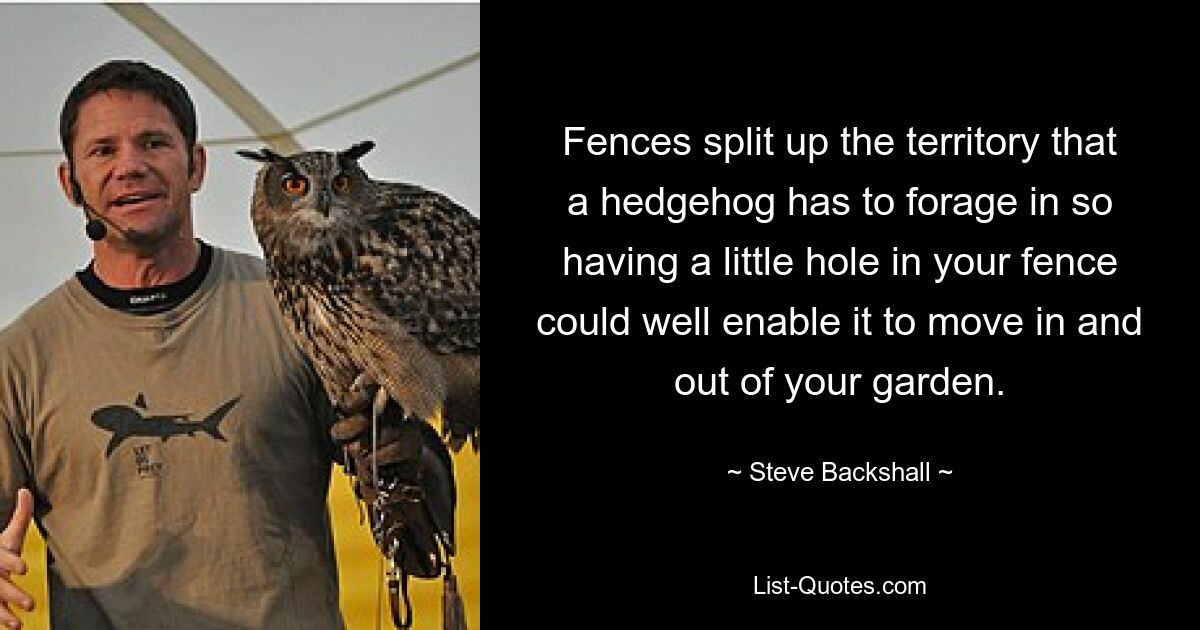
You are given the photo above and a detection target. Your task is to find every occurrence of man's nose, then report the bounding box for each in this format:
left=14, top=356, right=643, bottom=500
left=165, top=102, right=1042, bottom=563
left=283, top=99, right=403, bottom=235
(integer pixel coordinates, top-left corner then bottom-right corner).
left=113, top=147, right=149, bottom=179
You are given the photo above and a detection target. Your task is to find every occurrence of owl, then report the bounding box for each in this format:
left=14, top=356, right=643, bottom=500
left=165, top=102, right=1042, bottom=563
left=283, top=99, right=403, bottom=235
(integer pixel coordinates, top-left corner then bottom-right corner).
left=237, top=141, right=479, bottom=451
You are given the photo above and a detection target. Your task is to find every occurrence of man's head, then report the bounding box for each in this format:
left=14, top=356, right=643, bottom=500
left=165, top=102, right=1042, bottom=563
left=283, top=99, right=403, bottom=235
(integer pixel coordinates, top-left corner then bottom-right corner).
left=60, top=60, right=198, bottom=164
left=57, top=60, right=206, bottom=250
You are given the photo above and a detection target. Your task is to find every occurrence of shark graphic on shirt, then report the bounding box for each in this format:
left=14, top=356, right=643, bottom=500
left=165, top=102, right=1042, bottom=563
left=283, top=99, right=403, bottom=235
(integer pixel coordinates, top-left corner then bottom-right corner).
left=91, top=393, right=240, bottom=456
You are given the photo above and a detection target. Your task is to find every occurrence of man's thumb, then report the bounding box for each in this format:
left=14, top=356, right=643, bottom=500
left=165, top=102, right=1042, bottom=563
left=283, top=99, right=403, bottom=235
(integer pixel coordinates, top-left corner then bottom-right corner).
left=1, top=488, right=34, bottom=554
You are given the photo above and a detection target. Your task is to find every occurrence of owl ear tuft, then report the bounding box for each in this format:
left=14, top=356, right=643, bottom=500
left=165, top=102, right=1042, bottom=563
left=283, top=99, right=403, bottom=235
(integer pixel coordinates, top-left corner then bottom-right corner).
left=236, top=148, right=286, bottom=163
left=339, top=140, right=376, bottom=162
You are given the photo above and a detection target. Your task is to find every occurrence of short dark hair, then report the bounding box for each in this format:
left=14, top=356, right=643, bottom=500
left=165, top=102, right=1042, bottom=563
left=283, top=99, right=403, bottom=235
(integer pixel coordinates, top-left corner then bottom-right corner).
left=59, top=60, right=198, bottom=161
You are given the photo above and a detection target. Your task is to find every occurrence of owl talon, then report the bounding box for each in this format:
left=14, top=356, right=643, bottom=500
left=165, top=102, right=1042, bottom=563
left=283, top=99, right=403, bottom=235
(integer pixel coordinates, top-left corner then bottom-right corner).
left=335, top=373, right=377, bottom=416
left=371, top=385, right=391, bottom=424
left=336, top=391, right=370, bottom=417
left=351, top=372, right=376, bottom=393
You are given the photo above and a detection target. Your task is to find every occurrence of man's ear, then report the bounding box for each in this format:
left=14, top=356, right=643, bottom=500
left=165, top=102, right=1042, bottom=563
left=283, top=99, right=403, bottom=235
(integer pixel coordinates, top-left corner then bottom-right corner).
left=189, top=143, right=207, bottom=193
left=57, top=161, right=81, bottom=207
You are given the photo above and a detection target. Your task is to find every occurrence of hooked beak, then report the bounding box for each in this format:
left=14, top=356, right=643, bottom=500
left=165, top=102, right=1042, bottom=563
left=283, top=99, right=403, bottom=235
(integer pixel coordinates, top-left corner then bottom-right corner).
left=318, top=187, right=331, bottom=216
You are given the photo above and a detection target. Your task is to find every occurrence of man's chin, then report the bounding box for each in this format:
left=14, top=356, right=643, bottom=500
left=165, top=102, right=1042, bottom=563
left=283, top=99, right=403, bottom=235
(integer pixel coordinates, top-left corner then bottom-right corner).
left=109, top=220, right=182, bottom=252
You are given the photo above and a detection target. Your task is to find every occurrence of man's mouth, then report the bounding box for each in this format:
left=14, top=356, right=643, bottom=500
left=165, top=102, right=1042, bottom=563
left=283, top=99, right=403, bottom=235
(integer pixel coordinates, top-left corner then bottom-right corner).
left=111, top=192, right=164, bottom=208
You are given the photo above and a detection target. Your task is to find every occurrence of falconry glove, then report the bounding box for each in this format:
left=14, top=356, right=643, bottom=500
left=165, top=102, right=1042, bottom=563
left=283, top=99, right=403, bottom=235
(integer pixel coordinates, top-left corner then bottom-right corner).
left=332, top=376, right=465, bottom=630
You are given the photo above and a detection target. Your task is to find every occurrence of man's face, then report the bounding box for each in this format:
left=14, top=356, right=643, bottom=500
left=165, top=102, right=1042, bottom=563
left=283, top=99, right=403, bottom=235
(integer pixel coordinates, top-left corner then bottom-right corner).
left=58, top=89, right=205, bottom=249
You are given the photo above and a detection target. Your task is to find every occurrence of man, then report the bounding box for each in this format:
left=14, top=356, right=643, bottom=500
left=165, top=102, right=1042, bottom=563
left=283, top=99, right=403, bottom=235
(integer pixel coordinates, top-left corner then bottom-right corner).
left=0, top=61, right=345, bottom=629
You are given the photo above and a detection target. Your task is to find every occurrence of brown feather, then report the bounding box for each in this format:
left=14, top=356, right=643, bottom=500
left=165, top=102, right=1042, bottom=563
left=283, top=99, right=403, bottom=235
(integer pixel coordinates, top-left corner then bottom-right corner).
left=246, top=146, right=479, bottom=446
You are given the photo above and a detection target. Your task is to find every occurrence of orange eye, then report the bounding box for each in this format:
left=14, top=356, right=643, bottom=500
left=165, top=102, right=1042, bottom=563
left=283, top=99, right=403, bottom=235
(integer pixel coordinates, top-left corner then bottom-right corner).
left=332, top=174, right=351, bottom=193
left=282, top=173, right=309, bottom=196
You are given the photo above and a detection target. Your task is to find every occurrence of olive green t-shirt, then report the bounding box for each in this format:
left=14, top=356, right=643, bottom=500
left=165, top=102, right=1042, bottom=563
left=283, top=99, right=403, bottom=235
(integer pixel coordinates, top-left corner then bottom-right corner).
left=0, top=247, right=344, bottom=629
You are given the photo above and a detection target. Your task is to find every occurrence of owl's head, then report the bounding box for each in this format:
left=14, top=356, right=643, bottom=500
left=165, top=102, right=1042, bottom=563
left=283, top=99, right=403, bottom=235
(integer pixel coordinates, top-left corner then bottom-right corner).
left=238, top=141, right=375, bottom=253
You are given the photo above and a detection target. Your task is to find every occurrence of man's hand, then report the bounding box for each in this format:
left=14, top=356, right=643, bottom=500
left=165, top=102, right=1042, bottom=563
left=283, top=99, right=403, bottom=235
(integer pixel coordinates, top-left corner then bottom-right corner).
left=331, top=374, right=413, bottom=483
left=331, top=375, right=453, bottom=571
left=0, top=488, right=35, bottom=629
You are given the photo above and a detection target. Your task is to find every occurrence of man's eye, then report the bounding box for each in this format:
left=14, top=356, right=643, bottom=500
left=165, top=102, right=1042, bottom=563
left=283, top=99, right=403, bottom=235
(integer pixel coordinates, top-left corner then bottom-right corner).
left=145, top=138, right=169, bottom=149
left=90, top=146, right=114, bottom=157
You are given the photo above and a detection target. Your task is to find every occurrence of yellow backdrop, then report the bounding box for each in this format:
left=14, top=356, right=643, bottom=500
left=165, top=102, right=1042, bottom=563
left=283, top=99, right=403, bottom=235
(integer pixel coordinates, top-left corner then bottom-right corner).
left=15, top=452, right=479, bottom=629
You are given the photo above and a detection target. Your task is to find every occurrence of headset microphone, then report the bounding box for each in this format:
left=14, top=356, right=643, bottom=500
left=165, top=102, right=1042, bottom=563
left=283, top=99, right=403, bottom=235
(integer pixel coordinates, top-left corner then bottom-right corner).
left=72, top=178, right=109, bottom=241
left=85, top=217, right=107, bottom=241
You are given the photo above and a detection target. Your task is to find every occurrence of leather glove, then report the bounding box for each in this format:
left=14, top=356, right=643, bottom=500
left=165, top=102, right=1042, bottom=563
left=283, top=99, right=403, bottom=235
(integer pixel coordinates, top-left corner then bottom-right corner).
left=331, top=375, right=457, bottom=576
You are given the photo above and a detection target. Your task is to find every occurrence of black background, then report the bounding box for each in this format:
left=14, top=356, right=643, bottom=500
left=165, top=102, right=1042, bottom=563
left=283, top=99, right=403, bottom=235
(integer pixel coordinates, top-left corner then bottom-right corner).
left=488, top=16, right=1186, bottom=625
